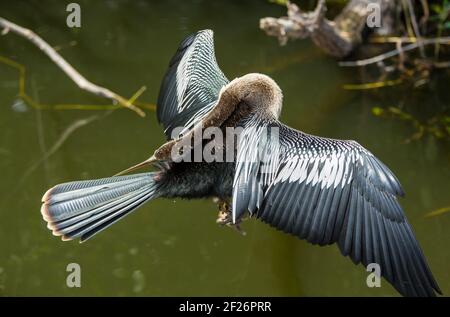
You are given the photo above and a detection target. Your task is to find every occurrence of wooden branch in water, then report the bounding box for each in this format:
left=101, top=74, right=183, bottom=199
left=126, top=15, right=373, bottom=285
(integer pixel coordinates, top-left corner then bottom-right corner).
left=0, top=17, right=145, bottom=117
left=260, top=0, right=395, bottom=58
left=339, top=37, right=450, bottom=67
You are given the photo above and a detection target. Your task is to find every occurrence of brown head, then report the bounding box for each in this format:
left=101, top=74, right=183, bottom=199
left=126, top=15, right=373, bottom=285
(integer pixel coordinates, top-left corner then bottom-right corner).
left=221, top=73, right=283, bottom=119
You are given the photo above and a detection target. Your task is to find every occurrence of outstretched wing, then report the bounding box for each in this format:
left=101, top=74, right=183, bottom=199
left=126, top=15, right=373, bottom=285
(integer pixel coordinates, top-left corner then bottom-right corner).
left=157, top=29, right=229, bottom=139
left=232, top=116, right=441, bottom=297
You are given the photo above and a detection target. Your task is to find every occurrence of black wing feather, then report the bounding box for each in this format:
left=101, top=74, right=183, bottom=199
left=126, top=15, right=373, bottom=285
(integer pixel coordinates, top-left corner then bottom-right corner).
left=232, top=117, right=441, bottom=297
left=157, top=30, right=228, bottom=139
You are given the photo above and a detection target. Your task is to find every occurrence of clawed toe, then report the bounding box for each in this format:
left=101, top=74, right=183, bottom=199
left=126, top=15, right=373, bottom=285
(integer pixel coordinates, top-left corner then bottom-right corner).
left=215, top=199, right=246, bottom=236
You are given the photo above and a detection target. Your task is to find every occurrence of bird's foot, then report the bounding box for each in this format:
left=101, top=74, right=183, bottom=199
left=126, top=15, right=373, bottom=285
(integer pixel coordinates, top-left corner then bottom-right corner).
left=215, top=199, right=246, bottom=236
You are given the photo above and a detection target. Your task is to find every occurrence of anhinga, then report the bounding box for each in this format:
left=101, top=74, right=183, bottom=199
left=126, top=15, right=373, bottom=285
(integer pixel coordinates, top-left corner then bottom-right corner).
left=40, top=30, right=441, bottom=297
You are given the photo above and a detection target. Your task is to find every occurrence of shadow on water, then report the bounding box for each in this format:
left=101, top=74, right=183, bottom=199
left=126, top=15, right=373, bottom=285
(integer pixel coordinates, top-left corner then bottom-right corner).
left=0, top=0, right=449, bottom=296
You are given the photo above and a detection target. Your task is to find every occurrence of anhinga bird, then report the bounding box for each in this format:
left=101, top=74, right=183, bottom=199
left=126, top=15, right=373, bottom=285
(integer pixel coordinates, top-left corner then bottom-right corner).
left=40, top=30, right=441, bottom=297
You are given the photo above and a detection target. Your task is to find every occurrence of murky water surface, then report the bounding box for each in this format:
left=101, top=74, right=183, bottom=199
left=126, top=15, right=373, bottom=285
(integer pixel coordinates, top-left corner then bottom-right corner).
left=0, top=0, right=449, bottom=296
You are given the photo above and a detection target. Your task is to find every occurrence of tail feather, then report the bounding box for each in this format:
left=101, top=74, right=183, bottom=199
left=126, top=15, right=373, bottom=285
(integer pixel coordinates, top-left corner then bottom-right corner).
left=42, top=173, right=154, bottom=221
left=41, top=172, right=160, bottom=242
left=48, top=186, right=149, bottom=231
left=43, top=173, right=146, bottom=198
left=75, top=190, right=155, bottom=242
left=52, top=187, right=150, bottom=236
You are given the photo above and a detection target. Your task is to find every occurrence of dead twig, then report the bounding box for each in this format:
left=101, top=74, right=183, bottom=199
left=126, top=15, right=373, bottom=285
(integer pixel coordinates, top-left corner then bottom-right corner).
left=339, top=37, right=450, bottom=67
left=425, top=206, right=450, bottom=218
left=405, top=0, right=425, bottom=58
left=369, top=36, right=419, bottom=43
left=419, top=0, right=429, bottom=31
left=0, top=17, right=145, bottom=117
left=396, top=39, right=406, bottom=71
left=18, top=111, right=113, bottom=185
left=342, top=78, right=403, bottom=90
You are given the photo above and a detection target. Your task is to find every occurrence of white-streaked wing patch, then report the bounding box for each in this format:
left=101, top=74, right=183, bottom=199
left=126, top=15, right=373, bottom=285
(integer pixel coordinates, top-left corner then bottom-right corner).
left=230, top=115, right=439, bottom=297
left=157, top=30, right=229, bottom=139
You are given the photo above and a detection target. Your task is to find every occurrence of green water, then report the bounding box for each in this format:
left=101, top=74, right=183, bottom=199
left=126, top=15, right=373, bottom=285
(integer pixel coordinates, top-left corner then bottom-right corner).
left=0, top=0, right=449, bottom=296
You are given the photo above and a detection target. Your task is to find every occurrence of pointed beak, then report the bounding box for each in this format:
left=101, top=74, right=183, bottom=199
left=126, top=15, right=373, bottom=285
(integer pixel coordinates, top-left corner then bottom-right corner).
left=114, top=155, right=157, bottom=176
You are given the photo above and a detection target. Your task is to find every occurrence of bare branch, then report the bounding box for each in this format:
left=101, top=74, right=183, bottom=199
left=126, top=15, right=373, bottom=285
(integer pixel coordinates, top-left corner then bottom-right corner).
left=0, top=17, right=145, bottom=117
left=405, top=0, right=425, bottom=57
left=18, top=111, right=113, bottom=185
left=339, top=37, right=450, bottom=67
left=419, top=0, right=429, bottom=30
left=260, top=0, right=393, bottom=58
